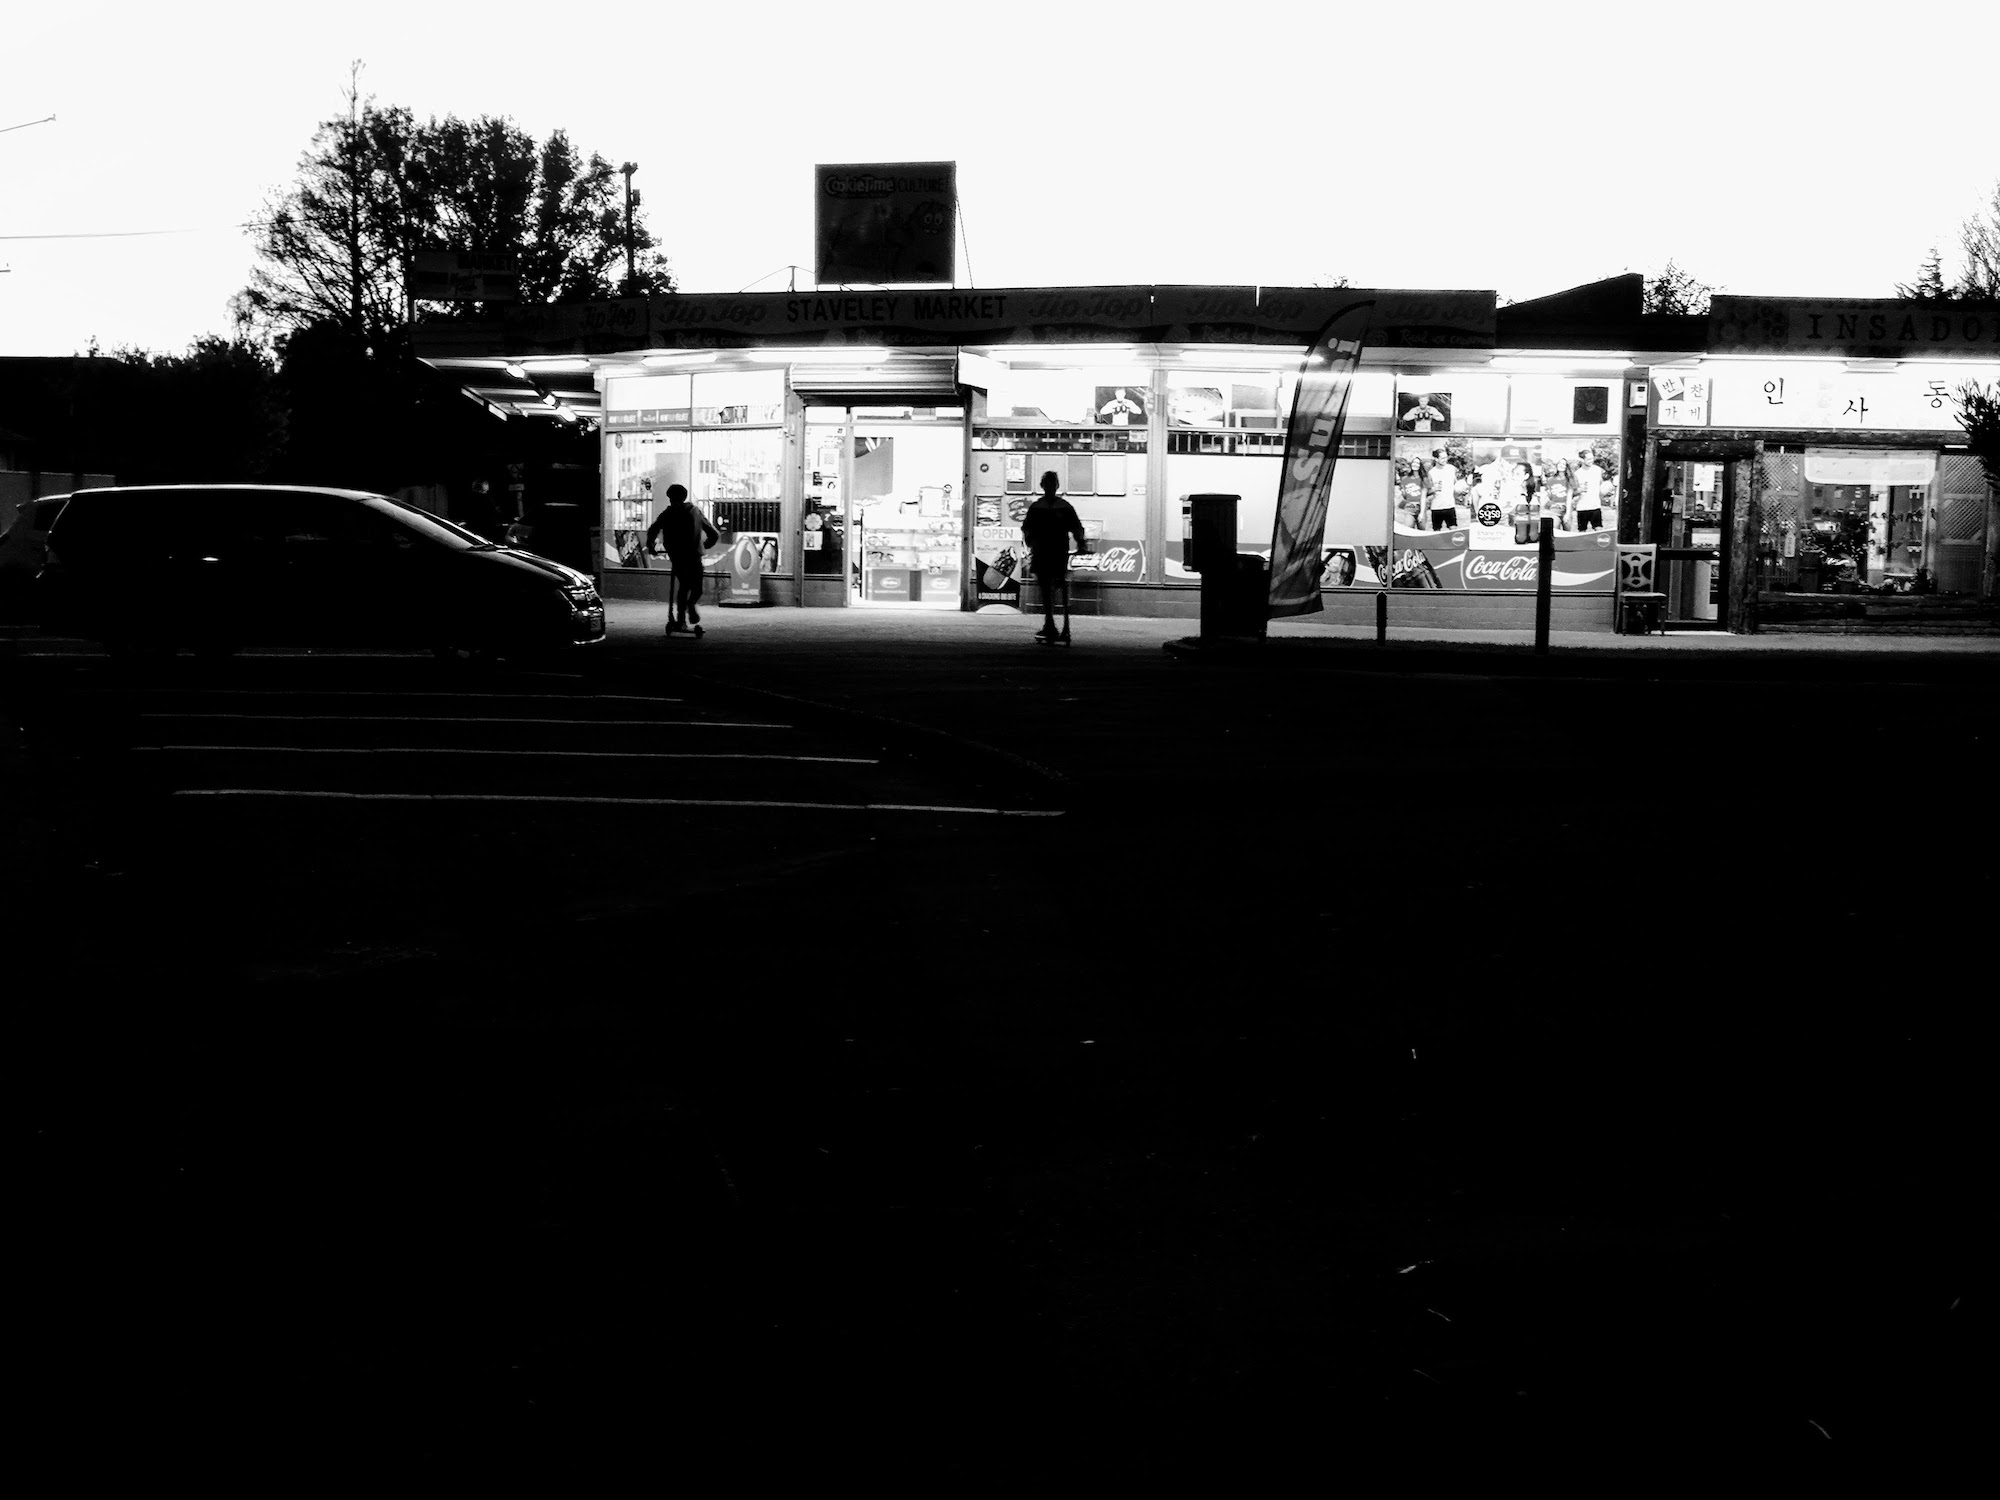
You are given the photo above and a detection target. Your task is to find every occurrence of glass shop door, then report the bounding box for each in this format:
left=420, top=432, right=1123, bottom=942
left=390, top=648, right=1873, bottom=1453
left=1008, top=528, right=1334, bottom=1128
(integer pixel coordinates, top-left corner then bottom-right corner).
left=1654, top=455, right=1734, bottom=630
left=802, top=414, right=851, bottom=604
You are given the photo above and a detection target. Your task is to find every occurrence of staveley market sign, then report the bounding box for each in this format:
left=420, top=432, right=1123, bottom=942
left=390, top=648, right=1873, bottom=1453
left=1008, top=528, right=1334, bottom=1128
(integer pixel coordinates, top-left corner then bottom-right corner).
left=487, top=285, right=1496, bottom=357
left=1708, top=295, right=2000, bottom=359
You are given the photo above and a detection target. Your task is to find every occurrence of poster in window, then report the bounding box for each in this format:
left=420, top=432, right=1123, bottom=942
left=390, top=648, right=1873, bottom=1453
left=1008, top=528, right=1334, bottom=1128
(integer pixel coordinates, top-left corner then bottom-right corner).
left=1168, top=384, right=1225, bottom=427
left=1093, top=386, right=1149, bottom=427
left=1396, top=391, right=1453, bottom=432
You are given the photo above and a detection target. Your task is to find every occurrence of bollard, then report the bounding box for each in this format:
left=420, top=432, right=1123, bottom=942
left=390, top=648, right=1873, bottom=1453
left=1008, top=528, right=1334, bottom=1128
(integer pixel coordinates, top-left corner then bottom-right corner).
left=1375, top=589, right=1387, bottom=643
left=1534, top=517, right=1554, bottom=656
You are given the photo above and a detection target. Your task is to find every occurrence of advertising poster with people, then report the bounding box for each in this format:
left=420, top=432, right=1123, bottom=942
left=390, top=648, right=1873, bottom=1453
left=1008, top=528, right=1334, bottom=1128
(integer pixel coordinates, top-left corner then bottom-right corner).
left=1388, top=435, right=1619, bottom=588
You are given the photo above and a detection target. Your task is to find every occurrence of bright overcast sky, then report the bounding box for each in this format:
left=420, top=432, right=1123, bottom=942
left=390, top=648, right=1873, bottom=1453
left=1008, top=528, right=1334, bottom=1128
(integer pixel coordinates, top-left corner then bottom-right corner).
left=4, top=0, right=1997, bottom=356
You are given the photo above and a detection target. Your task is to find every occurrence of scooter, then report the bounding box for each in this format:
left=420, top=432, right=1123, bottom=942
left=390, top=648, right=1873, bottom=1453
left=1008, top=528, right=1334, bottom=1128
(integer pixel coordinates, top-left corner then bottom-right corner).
left=663, top=571, right=704, bottom=637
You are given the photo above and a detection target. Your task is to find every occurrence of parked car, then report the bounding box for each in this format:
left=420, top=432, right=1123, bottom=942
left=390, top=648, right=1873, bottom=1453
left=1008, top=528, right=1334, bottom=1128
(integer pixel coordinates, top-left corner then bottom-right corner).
left=36, top=484, right=605, bottom=659
left=0, top=493, right=71, bottom=616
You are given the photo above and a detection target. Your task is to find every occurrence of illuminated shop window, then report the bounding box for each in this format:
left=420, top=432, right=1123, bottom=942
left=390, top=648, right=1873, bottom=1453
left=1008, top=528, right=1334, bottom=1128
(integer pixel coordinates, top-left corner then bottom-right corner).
left=691, top=369, right=784, bottom=426
left=973, top=366, right=1152, bottom=430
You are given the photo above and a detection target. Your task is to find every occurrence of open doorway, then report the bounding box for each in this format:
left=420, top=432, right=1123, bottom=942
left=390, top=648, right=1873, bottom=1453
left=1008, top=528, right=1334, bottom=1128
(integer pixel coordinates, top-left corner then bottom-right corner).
left=852, top=416, right=964, bottom=608
left=1652, top=448, right=1742, bottom=630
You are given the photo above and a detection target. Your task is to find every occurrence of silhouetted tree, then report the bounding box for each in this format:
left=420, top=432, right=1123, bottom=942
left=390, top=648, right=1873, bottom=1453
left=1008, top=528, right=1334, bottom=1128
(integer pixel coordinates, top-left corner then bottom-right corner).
left=238, top=63, right=676, bottom=351
left=1954, top=381, right=2000, bottom=490
left=1641, top=260, right=1719, bottom=316
left=1896, top=246, right=1950, bottom=301
left=1953, top=178, right=2000, bottom=299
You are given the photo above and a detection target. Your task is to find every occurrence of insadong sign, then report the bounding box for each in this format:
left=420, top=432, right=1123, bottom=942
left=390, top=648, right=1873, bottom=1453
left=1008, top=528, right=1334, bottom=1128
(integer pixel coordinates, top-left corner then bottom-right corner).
left=1709, top=295, right=2000, bottom=358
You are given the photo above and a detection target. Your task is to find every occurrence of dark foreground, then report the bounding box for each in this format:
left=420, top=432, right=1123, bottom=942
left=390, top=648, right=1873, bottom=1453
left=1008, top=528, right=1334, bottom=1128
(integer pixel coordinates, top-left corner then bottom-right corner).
left=8, top=619, right=1991, bottom=1476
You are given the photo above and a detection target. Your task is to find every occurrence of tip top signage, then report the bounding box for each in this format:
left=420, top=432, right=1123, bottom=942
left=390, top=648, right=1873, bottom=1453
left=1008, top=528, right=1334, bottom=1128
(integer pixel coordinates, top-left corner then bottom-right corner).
left=813, top=162, right=956, bottom=288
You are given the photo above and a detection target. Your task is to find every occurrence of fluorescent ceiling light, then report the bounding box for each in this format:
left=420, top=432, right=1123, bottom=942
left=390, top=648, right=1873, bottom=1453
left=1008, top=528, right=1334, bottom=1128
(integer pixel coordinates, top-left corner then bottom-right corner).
left=1843, top=358, right=1899, bottom=373
left=998, top=345, right=1144, bottom=361
left=642, top=351, right=717, bottom=367
left=1176, top=349, right=1294, bottom=366
left=504, top=363, right=528, bottom=380
left=522, top=358, right=594, bottom=373
left=744, top=347, right=900, bottom=363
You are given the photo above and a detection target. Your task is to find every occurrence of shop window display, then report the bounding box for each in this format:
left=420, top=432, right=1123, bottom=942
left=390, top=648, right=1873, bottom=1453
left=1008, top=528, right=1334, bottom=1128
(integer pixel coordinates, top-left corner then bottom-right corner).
left=604, top=429, right=692, bottom=569
left=973, top=366, right=1152, bottom=428
left=969, top=367, right=1150, bottom=593
left=692, top=427, right=785, bottom=570
left=691, top=369, right=784, bottom=426
left=602, top=370, right=784, bottom=574
left=1391, top=372, right=1507, bottom=436
left=1162, top=367, right=1394, bottom=586
left=1384, top=433, right=1622, bottom=591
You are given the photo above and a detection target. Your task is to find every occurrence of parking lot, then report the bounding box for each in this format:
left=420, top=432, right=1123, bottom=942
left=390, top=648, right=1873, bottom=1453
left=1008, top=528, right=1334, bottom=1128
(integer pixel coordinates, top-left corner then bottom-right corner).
left=8, top=610, right=1994, bottom=1472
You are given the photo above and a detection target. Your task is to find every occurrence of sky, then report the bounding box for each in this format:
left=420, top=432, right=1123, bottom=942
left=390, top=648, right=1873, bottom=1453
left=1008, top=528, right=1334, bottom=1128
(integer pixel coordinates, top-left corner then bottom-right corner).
left=4, top=0, right=1997, bottom=356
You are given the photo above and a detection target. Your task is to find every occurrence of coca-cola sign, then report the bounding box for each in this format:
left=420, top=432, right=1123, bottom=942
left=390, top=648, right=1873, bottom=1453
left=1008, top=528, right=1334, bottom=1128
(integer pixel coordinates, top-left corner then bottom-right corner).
left=1391, top=531, right=1618, bottom=591
left=1065, top=542, right=1144, bottom=578
left=1463, top=553, right=1541, bottom=584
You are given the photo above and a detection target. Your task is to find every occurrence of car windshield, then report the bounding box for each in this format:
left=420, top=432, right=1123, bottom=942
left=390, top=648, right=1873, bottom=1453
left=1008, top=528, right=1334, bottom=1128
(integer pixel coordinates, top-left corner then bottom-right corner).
left=368, top=494, right=497, bottom=549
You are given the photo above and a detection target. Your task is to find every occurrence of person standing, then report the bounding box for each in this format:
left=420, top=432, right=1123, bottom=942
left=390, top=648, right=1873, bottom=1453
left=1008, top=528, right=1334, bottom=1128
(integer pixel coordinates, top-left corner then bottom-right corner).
left=1020, top=470, right=1088, bottom=640
left=1572, top=450, right=1606, bottom=531
left=1426, top=449, right=1459, bottom=530
left=646, top=484, right=720, bottom=633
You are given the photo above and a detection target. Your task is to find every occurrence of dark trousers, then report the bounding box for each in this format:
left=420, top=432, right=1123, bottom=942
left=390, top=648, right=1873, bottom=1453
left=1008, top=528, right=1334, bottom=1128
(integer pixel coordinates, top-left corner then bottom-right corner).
left=1429, top=508, right=1457, bottom=531
left=669, top=554, right=703, bottom=612
left=1032, top=556, right=1068, bottom=618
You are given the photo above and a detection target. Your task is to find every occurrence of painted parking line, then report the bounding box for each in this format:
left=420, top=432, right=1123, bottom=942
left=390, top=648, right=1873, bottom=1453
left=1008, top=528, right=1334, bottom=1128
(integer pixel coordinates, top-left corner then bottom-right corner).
left=139, top=745, right=878, bottom=764
left=139, top=713, right=789, bottom=728
left=174, top=788, right=1063, bottom=816
left=107, top=690, right=683, bottom=705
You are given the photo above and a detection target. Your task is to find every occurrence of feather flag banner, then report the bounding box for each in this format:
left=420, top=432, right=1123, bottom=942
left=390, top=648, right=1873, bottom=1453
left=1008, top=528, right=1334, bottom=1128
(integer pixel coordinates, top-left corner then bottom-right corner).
left=1268, top=299, right=1372, bottom=617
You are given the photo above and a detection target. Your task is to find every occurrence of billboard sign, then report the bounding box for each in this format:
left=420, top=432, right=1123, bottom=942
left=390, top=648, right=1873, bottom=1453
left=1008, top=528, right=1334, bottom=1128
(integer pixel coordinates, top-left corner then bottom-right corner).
left=814, top=162, right=956, bottom=286
left=408, top=250, right=521, bottom=303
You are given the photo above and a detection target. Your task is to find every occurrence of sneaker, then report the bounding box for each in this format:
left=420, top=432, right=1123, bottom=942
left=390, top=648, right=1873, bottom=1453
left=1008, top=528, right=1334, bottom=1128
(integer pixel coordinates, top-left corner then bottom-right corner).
left=687, top=605, right=701, bottom=625
left=1035, top=624, right=1056, bottom=639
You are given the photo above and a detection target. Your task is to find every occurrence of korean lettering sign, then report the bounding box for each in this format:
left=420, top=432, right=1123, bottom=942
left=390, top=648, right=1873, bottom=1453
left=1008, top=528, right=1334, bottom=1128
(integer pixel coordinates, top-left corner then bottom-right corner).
left=1704, top=362, right=1991, bottom=430
left=1653, top=373, right=1710, bottom=426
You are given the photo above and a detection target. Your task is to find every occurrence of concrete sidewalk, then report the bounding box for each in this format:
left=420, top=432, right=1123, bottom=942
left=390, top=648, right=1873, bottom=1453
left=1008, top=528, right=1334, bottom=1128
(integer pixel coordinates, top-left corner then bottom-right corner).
left=604, top=598, right=2000, bottom=661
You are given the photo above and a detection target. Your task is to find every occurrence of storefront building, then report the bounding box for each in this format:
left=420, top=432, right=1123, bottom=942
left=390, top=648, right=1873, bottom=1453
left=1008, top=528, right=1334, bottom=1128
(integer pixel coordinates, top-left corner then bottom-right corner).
left=415, top=280, right=1997, bottom=631
left=1637, top=296, right=1999, bottom=629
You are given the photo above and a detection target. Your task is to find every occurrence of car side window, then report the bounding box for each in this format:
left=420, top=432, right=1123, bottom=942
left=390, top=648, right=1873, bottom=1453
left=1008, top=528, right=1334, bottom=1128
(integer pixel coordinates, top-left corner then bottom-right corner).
left=281, top=497, right=351, bottom=546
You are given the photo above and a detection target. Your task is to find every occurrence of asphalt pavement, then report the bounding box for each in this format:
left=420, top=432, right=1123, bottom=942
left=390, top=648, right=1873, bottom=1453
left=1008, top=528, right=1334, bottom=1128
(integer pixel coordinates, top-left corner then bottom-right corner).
left=8, top=608, right=1993, bottom=1477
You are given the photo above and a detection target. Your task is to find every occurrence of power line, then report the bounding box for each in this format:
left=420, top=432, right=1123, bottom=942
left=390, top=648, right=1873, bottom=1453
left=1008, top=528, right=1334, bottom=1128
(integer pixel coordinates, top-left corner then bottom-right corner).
left=738, top=263, right=802, bottom=293
left=0, top=221, right=274, bottom=242
left=0, top=228, right=203, bottom=241
left=957, top=192, right=975, bottom=289
left=1, top=114, right=56, bottom=135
